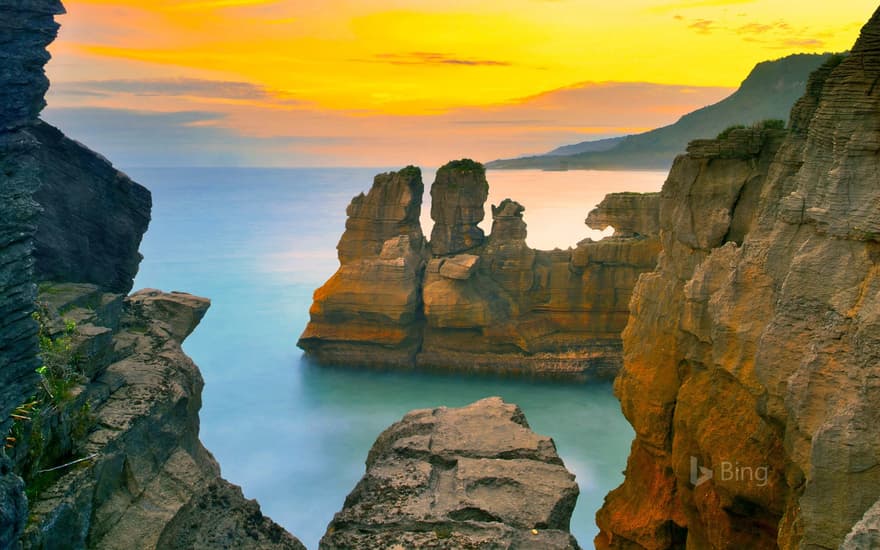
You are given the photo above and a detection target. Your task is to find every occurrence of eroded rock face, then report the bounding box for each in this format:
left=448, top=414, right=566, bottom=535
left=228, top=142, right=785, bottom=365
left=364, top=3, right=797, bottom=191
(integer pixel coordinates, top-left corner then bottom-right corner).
left=300, top=161, right=661, bottom=379
left=298, top=167, right=428, bottom=368
left=585, top=193, right=660, bottom=238
left=158, top=479, right=306, bottom=550
left=321, top=397, right=581, bottom=549
left=0, top=0, right=65, bottom=452
left=597, top=9, right=880, bottom=549
left=430, top=159, right=489, bottom=256
left=10, top=285, right=304, bottom=550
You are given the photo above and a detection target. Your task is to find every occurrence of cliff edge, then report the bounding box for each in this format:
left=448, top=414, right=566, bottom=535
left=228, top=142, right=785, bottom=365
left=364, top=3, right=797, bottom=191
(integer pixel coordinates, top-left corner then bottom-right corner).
left=597, top=8, right=880, bottom=549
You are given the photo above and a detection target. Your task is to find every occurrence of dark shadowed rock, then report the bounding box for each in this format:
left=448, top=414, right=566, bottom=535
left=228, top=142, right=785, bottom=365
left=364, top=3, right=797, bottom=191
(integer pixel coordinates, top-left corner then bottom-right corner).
left=30, top=121, right=151, bottom=294
left=158, top=479, right=306, bottom=550
left=321, top=397, right=581, bottom=549
left=429, top=159, right=489, bottom=256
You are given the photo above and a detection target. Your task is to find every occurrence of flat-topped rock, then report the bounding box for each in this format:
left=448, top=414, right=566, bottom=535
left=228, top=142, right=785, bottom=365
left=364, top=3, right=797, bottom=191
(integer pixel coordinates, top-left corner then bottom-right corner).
left=321, top=397, right=581, bottom=549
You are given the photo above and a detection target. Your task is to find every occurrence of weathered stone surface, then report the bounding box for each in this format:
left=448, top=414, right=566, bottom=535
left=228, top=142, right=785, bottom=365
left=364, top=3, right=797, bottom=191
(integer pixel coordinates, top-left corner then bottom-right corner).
left=842, top=498, right=880, bottom=550
left=438, top=254, right=480, bottom=280
left=9, top=286, right=303, bottom=550
left=597, top=10, right=880, bottom=549
left=0, top=3, right=66, bottom=531
left=586, top=192, right=660, bottom=237
left=337, top=166, right=423, bottom=264
left=0, top=456, right=26, bottom=549
left=158, top=479, right=306, bottom=550
left=321, top=397, right=581, bottom=549
left=299, top=167, right=428, bottom=368
left=429, top=159, right=489, bottom=256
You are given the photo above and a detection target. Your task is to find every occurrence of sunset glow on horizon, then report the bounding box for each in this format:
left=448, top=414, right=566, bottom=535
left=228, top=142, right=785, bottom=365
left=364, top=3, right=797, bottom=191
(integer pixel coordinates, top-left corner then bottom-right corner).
left=43, top=0, right=877, bottom=166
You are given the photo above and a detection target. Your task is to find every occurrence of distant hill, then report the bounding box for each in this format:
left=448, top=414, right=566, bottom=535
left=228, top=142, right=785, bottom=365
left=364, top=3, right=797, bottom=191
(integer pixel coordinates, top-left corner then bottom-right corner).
left=544, top=136, right=625, bottom=156
left=487, top=53, right=833, bottom=171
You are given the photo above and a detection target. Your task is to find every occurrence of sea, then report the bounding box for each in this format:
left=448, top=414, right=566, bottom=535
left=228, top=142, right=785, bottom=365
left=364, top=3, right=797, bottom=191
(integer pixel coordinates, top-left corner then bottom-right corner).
left=129, top=166, right=667, bottom=549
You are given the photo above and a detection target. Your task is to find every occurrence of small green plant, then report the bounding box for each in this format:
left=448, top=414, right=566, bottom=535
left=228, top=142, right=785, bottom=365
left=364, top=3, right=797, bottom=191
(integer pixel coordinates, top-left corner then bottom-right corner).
left=32, top=305, right=83, bottom=404
left=756, top=119, right=786, bottom=130
left=716, top=124, right=746, bottom=140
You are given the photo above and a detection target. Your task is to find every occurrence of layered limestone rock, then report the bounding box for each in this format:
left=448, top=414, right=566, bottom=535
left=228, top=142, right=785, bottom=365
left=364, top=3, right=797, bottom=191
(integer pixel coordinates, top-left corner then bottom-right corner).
left=597, top=10, right=880, bottom=549
left=300, top=161, right=661, bottom=379
left=321, top=397, right=581, bottom=549
left=9, top=285, right=304, bottom=549
left=429, top=159, right=488, bottom=256
left=585, top=192, right=660, bottom=238
left=298, top=167, right=427, bottom=368
left=0, top=0, right=65, bottom=449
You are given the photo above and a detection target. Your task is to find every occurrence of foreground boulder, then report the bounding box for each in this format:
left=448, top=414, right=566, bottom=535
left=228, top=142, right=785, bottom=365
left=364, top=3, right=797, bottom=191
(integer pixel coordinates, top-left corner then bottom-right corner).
left=299, top=161, right=660, bottom=380
left=321, top=397, right=580, bottom=549
left=597, top=8, right=880, bottom=549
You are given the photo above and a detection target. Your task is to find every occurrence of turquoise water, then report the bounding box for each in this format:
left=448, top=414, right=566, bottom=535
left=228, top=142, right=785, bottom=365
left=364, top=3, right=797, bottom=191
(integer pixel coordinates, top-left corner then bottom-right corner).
left=131, top=167, right=665, bottom=549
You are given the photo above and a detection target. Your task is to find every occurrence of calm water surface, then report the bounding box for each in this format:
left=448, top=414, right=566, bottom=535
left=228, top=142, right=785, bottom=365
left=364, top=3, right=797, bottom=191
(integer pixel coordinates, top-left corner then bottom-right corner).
left=130, top=167, right=665, bottom=549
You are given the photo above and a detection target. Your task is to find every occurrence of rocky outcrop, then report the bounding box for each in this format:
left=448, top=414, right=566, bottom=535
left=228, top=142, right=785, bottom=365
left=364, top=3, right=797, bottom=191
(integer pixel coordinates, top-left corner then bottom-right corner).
left=158, top=479, right=306, bottom=550
left=0, top=0, right=65, bottom=452
left=299, top=161, right=661, bottom=379
left=321, top=397, right=581, bottom=549
left=585, top=193, right=660, bottom=238
left=429, top=159, right=489, bottom=256
left=1, top=2, right=66, bottom=542
left=7, top=285, right=305, bottom=549
left=298, top=167, right=428, bottom=368
left=597, top=9, right=880, bottom=549
left=31, top=121, right=151, bottom=294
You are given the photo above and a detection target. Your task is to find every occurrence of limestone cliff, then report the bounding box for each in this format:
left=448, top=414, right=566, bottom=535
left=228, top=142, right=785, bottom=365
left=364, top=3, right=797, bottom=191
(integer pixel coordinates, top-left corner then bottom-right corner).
left=321, top=397, right=581, bottom=549
left=299, top=161, right=660, bottom=379
left=597, top=9, right=880, bottom=549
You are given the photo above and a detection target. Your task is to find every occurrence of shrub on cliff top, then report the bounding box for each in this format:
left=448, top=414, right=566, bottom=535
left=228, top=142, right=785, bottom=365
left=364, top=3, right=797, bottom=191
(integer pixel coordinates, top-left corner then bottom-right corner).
left=443, top=158, right=484, bottom=173
left=716, top=124, right=747, bottom=139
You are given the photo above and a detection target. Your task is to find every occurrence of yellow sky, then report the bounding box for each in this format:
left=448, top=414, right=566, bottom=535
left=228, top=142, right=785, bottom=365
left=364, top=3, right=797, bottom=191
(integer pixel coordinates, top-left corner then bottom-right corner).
left=43, top=0, right=877, bottom=165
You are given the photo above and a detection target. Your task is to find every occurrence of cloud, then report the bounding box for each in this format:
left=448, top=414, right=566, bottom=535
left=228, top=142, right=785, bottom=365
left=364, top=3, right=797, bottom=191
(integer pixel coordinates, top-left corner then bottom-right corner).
left=688, top=19, right=717, bottom=34
left=676, top=15, right=826, bottom=50
left=650, top=0, right=756, bottom=12
left=369, top=52, right=511, bottom=67
left=735, top=21, right=791, bottom=35
left=51, top=78, right=274, bottom=101
left=40, top=107, right=343, bottom=167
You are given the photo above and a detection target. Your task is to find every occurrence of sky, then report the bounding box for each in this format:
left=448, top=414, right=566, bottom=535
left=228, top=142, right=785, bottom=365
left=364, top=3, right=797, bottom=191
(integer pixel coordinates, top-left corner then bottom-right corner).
left=43, top=0, right=877, bottom=167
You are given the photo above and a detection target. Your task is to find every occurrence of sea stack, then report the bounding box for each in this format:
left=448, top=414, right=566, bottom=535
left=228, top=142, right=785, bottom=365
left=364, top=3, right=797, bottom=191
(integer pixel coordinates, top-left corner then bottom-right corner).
left=299, top=159, right=661, bottom=379
left=298, top=166, right=428, bottom=368
left=429, top=159, right=489, bottom=256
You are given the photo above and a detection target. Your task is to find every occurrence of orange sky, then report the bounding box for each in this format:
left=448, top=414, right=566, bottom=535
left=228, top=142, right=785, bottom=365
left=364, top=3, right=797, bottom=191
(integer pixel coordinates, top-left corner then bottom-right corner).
left=42, top=0, right=877, bottom=166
